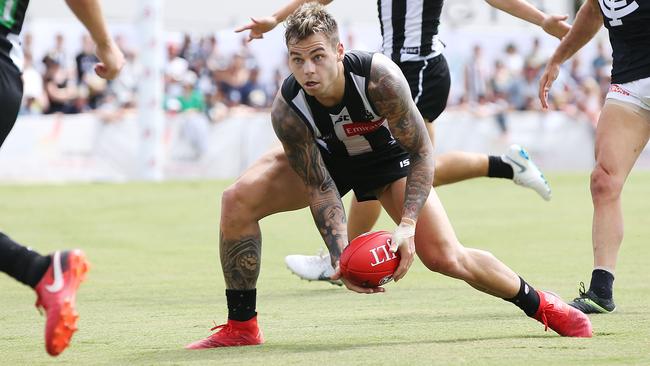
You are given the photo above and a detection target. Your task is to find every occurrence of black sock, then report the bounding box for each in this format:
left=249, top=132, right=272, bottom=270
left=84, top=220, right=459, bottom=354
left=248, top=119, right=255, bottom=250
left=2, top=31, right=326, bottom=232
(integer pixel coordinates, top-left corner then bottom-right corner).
left=0, top=232, right=51, bottom=288
left=505, top=277, right=540, bottom=317
left=589, top=269, right=614, bottom=299
left=487, top=155, right=514, bottom=179
left=226, top=289, right=257, bottom=321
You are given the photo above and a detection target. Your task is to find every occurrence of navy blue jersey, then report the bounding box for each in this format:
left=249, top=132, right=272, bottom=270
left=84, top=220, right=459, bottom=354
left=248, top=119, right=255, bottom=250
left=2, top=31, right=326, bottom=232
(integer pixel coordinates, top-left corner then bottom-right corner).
left=598, top=0, right=650, bottom=83
left=281, top=50, right=404, bottom=160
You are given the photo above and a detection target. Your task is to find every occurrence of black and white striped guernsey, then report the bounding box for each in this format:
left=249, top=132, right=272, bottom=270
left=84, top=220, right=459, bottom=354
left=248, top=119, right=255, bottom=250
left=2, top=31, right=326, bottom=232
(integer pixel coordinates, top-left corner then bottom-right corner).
left=280, top=50, right=402, bottom=160
left=377, top=0, right=444, bottom=63
left=0, top=0, right=30, bottom=71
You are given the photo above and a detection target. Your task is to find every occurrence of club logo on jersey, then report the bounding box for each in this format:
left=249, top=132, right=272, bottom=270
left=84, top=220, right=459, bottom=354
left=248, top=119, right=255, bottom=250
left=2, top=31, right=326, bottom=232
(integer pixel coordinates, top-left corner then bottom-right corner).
left=342, top=119, right=386, bottom=136
left=599, top=0, right=639, bottom=26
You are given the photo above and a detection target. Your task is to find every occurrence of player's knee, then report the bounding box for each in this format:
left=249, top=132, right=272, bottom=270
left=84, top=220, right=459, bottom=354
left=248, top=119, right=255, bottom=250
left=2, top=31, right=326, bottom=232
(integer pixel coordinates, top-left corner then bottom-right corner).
left=590, top=165, right=623, bottom=203
left=419, top=246, right=464, bottom=277
left=221, top=182, right=257, bottom=228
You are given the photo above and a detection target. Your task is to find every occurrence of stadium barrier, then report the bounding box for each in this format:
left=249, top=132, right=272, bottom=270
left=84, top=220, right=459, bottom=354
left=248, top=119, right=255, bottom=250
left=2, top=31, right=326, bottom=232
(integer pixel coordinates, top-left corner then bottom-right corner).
left=1, top=110, right=648, bottom=183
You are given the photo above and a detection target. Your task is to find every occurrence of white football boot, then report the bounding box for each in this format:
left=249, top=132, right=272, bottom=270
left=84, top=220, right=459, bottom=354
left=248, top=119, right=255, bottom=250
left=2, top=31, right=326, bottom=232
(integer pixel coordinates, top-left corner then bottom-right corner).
left=284, top=249, right=342, bottom=286
left=502, top=144, right=552, bottom=201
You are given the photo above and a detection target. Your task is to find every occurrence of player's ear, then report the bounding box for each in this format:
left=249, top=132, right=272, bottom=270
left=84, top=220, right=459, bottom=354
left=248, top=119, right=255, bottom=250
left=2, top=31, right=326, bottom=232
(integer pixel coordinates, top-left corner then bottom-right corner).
left=336, top=42, right=344, bottom=61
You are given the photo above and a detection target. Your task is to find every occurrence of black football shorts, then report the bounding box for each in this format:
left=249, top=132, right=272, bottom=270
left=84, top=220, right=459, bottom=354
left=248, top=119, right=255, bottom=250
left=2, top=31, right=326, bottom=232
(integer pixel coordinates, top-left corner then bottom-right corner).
left=397, top=54, right=451, bottom=122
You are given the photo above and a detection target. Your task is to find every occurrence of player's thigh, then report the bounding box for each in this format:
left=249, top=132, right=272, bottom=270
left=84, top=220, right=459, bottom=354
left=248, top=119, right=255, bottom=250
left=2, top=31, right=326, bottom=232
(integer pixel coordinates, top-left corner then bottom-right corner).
left=377, top=178, right=461, bottom=262
left=0, top=61, right=23, bottom=147
left=595, top=100, right=650, bottom=177
left=228, top=146, right=310, bottom=219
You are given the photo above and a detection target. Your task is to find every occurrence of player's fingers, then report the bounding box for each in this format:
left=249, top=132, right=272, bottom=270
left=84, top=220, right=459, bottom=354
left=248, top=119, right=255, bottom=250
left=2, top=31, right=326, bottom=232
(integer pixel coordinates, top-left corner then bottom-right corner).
left=539, top=74, right=550, bottom=109
left=389, top=238, right=399, bottom=253
left=330, top=265, right=342, bottom=280
left=554, top=14, right=569, bottom=21
left=234, top=24, right=252, bottom=33
left=94, top=63, right=106, bottom=78
left=343, top=279, right=379, bottom=294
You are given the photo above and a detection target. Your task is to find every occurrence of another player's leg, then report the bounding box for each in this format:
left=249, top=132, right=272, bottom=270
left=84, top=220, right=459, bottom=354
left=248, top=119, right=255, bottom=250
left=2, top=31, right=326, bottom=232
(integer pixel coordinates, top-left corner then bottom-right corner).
left=429, top=124, right=551, bottom=200
left=570, top=100, right=650, bottom=314
left=186, top=147, right=311, bottom=349
left=0, top=51, right=90, bottom=356
left=285, top=192, right=375, bottom=285
left=0, top=234, right=89, bottom=356
left=378, top=178, right=591, bottom=337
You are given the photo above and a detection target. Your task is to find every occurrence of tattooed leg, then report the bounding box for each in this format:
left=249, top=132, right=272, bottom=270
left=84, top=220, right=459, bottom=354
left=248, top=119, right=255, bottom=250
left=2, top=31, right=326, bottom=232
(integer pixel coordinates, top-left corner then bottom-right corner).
left=220, top=232, right=261, bottom=290
left=218, top=146, right=311, bottom=290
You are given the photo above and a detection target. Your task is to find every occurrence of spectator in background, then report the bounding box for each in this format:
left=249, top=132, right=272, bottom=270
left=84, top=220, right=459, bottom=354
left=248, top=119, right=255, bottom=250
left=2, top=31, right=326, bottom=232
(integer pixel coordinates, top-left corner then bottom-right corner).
left=75, top=35, right=99, bottom=83
left=464, top=45, right=489, bottom=103
left=21, top=52, right=48, bottom=114
left=43, top=55, right=78, bottom=114
left=503, top=42, right=524, bottom=76
left=75, top=35, right=104, bottom=108
left=46, top=33, right=69, bottom=68
left=525, top=37, right=546, bottom=70
left=218, top=53, right=252, bottom=107
left=176, top=71, right=210, bottom=159
left=239, top=67, right=268, bottom=108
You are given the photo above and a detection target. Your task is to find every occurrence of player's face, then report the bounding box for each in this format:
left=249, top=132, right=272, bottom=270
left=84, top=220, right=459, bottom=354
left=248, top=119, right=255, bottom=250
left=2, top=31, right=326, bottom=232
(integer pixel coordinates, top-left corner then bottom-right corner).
left=287, top=33, right=344, bottom=98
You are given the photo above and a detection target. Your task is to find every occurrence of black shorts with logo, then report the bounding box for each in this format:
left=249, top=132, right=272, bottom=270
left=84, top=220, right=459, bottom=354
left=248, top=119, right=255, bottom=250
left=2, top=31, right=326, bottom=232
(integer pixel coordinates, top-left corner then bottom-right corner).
left=397, top=54, right=450, bottom=122
left=321, top=142, right=410, bottom=202
left=0, top=36, right=23, bottom=148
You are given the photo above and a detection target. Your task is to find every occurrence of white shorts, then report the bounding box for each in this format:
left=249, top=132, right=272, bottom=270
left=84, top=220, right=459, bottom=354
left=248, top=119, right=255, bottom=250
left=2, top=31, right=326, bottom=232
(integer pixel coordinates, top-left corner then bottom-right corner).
left=606, top=76, right=650, bottom=111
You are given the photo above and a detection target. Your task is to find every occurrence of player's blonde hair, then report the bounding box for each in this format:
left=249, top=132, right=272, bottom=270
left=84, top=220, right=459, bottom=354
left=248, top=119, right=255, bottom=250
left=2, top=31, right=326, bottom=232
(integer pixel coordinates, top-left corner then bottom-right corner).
left=284, top=3, right=339, bottom=48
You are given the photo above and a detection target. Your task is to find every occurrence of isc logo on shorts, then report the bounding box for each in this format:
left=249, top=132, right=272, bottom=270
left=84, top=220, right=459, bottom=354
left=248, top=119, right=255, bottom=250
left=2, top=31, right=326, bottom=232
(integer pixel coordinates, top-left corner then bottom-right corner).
left=399, top=159, right=410, bottom=168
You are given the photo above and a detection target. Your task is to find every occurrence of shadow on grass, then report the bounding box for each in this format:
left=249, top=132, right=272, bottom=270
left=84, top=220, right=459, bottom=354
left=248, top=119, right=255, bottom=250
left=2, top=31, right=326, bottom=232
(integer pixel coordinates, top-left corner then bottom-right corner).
left=120, top=333, right=555, bottom=364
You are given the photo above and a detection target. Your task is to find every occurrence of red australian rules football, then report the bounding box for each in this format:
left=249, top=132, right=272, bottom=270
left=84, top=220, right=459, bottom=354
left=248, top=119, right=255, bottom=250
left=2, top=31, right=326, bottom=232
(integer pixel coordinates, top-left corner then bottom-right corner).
left=340, top=230, right=400, bottom=287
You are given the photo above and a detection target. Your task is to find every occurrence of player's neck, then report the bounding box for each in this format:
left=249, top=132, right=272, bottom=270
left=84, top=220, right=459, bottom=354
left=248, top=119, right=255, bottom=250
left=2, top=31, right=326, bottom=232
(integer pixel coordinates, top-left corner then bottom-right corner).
left=314, top=63, right=345, bottom=107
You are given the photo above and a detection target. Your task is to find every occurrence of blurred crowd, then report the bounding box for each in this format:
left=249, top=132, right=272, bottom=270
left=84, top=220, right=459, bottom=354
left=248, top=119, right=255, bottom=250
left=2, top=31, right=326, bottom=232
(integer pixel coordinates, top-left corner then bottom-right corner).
left=19, top=32, right=282, bottom=123
left=454, top=37, right=611, bottom=133
left=19, top=33, right=611, bottom=132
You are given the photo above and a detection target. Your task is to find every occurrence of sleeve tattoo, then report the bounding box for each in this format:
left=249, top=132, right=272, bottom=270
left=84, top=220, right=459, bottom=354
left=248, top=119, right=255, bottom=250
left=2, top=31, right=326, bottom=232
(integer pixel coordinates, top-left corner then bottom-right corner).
left=367, top=53, right=435, bottom=222
left=271, top=94, right=347, bottom=264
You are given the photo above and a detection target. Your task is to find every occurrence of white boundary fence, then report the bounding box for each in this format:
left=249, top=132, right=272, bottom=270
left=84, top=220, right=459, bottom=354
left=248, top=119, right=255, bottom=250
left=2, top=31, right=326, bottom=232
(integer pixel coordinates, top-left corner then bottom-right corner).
left=0, top=110, right=648, bottom=183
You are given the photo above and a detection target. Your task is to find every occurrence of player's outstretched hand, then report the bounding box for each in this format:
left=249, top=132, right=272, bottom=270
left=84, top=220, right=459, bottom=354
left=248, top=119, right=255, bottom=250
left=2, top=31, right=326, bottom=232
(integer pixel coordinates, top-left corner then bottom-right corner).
left=541, top=14, right=571, bottom=40
left=331, top=265, right=385, bottom=294
left=235, top=16, right=279, bottom=42
left=389, top=220, right=416, bottom=282
left=538, top=61, right=561, bottom=109
left=94, top=41, right=125, bottom=80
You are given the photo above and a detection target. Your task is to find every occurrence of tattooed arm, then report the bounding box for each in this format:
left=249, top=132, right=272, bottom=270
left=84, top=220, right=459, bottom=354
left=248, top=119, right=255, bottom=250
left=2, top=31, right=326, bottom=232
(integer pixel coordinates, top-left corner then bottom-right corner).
left=367, top=53, right=434, bottom=226
left=270, top=93, right=347, bottom=267
left=367, top=53, right=434, bottom=281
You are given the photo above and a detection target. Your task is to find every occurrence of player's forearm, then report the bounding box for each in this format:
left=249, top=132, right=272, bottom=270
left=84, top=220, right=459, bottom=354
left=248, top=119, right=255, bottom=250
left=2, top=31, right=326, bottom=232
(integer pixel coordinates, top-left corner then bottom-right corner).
left=401, top=152, right=434, bottom=223
left=548, top=0, right=602, bottom=65
left=65, top=0, right=112, bottom=48
left=484, top=0, right=546, bottom=26
left=308, top=181, right=348, bottom=264
left=272, top=0, right=332, bottom=25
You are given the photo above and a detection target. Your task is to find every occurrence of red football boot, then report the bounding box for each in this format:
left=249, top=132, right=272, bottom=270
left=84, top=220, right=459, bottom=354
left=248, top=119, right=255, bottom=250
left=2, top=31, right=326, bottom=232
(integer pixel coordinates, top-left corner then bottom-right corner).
left=185, top=316, right=264, bottom=349
left=534, top=290, right=593, bottom=337
left=34, top=250, right=90, bottom=356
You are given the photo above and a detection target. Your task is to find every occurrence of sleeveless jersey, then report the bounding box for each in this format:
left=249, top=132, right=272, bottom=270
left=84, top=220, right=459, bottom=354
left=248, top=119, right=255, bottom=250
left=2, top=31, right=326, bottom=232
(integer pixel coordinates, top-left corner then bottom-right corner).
left=377, top=0, right=444, bottom=63
left=598, top=0, right=650, bottom=83
left=0, top=0, right=30, bottom=71
left=280, top=50, right=405, bottom=162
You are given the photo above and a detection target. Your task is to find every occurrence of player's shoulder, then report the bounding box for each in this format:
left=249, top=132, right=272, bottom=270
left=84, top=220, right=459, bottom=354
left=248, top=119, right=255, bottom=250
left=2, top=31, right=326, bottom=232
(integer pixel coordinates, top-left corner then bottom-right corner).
left=343, top=50, right=377, bottom=77
left=280, top=74, right=301, bottom=102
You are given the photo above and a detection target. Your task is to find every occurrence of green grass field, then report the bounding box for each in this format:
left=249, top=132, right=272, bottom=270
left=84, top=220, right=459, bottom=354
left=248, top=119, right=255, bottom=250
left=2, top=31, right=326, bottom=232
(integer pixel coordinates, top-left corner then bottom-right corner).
left=1, top=172, right=649, bottom=365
